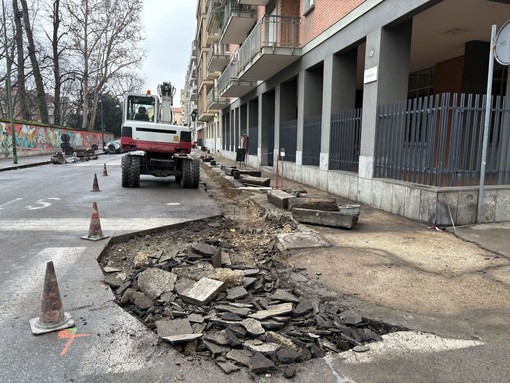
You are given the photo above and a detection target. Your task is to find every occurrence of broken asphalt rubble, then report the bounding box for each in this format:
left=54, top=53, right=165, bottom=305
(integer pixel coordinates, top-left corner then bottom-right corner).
left=102, top=219, right=387, bottom=378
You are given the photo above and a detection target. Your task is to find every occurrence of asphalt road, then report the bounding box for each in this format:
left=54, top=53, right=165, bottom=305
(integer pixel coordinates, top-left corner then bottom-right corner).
left=0, top=156, right=349, bottom=383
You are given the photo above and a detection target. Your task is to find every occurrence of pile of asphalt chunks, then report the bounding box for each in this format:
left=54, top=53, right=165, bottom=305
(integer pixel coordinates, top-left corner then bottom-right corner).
left=104, top=239, right=384, bottom=379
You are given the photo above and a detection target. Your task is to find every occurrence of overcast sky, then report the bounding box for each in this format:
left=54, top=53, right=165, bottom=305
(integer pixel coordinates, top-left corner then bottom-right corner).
left=141, top=0, right=197, bottom=106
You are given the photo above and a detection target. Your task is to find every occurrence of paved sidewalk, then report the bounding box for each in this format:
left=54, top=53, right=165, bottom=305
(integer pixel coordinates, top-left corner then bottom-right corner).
left=0, top=153, right=52, bottom=171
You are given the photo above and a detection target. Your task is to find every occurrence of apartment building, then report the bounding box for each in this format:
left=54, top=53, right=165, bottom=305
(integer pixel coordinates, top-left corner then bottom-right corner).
left=185, top=0, right=510, bottom=225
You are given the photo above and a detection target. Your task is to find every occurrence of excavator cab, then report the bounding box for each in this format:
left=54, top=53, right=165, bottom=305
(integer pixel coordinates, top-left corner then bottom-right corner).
left=124, top=93, right=160, bottom=123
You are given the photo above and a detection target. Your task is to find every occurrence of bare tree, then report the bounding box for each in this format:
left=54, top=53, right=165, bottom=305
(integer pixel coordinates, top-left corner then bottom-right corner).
left=108, top=71, right=144, bottom=98
left=19, top=0, right=49, bottom=124
left=49, top=0, right=63, bottom=125
left=64, top=0, right=144, bottom=130
left=12, top=0, right=30, bottom=120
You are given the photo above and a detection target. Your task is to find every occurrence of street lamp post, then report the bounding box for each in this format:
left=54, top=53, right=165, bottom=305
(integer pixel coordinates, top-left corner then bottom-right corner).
left=2, top=0, right=17, bottom=164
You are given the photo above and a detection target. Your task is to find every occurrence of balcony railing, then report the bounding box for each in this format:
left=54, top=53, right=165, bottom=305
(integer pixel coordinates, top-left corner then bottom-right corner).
left=239, top=0, right=270, bottom=5
left=206, top=1, right=222, bottom=32
left=206, top=86, right=228, bottom=110
left=218, top=56, right=239, bottom=95
left=220, top=0, right=255, bottom=44
left=206, top=43, right=230, bottom=72
left=237, top=15, right=300, bottom=79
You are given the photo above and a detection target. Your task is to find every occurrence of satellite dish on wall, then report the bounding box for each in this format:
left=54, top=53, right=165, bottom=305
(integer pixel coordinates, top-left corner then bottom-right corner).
left=495, top=19, right=510, bottom=65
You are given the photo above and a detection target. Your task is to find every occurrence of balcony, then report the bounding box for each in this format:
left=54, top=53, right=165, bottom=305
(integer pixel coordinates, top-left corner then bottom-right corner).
left=239, top=0, right=270, bottom=4
left=198, top=109, right=215, bottom=122
left=237, top=15, right=301, bottom=81
left=206, top=70, right=220, bottom=81
left=220, top=0, right=256, bottom=44
left=190, top=89, right=197, bottom=102
left=207, top=86, right=229, bottom=111
left=217, top=57, right=256, bottom=98
left=207, top=43, right=230, bottom=72
left=207, top=29, right=220, bottom=44
left=206, top=1, right=221, bottom=32
left=191, top=40, right=197, bottom=60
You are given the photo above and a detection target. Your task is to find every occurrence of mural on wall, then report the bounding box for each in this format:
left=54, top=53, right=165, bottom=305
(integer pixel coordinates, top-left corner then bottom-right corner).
left=0, top=121, right=114, bottom=158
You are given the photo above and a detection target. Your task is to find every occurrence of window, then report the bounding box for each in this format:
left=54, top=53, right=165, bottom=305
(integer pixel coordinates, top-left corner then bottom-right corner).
left=408, top=67, right=435, bottom=99
left=304, top=0, right=315, bottom=15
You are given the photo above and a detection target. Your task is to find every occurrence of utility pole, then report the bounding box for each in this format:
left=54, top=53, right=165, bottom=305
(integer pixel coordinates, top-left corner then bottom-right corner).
left=2, top=0, right=17, bottom=164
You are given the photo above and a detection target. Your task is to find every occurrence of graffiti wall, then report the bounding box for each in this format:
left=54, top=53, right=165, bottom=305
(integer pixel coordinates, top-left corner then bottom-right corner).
left=0, top=121, right=114, bottom=158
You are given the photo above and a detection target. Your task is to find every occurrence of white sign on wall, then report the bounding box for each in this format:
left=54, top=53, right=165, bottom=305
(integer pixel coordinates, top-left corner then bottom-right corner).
left=364, top=66, right=378, bottom=84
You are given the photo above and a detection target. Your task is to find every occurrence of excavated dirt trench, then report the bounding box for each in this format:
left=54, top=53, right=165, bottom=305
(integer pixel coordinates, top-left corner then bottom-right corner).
left=98, top=163, right=404, bottom=379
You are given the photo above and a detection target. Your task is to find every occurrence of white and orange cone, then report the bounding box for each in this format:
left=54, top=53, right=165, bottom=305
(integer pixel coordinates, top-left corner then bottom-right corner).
left=102, top=163, right=108, bottom=176
left=29, top=261, right=75, bottom=335
left=90, top=173, right=101, bottom=192
left=81, top=202, right=109, bottom=241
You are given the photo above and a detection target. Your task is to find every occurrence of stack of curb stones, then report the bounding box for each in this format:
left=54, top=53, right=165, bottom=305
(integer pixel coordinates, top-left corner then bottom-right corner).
left=103, top=234, right=387, bottom=378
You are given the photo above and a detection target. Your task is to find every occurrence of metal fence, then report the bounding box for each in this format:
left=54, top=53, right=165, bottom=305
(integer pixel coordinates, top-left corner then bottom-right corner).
left=248, top=125, right=258, bottom=155
left=279, top=119, right=297, bottom=162
left=302, top=115, right=321, bottom=166
left=375, top=93, right=510, bottom=187
left=329, top=108, right=361, bottom=172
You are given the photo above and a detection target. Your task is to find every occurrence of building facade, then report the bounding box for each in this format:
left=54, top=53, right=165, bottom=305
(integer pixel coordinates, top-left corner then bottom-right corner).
left=185, top=0, right=510, bottom=225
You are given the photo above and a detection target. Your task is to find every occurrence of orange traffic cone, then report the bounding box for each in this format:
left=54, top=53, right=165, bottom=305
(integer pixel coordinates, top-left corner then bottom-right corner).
left=29, top=261, right=75, bottom=335
left=90, top=173, right=101, bottom=192
left=81, top=202, right=109, bottom=241
left=102, top=163, right=108, bottom=176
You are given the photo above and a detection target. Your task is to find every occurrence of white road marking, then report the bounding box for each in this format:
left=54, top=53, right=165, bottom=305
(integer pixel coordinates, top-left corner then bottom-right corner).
left=0, top=217, right=188, bottom=232
left=0, top=247, right=86, bottom=325
left=339, top=331, right=484, bottom=364
left=0, top=198, right=23, bottom=209
left=324, top=354, right=354, bottom=383
left=25, top=197, right=61, bottom=210
left=165, top=202, right=181, bottom=206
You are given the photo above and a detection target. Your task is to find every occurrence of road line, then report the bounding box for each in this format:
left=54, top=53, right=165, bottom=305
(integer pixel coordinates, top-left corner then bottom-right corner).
left=0, top=217, right=190, bottom=232
left=0, top=198, right=23, bottom=209
left=339, top=331, right=484, bottom=364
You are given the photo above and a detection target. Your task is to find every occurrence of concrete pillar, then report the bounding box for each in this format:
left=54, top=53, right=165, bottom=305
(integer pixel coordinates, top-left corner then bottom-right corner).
left=359, top=19, right=412, bottom=180
left=296, top=71, right=305, bottom=165
left=462, top=41, right=490, bottom=95
left=261, top=91, right=275, bottom=166
left=257, top=94, right=263, bottom=160
left=320, top=51, right=357, bottom=171
left=274, top=84, right=281, bottom=165
left=320, top=56, right=334, bottom=171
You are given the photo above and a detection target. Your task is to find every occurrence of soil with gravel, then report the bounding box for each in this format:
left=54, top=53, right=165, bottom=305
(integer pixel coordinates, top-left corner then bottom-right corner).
left=98, top=163, right=402, bottom=378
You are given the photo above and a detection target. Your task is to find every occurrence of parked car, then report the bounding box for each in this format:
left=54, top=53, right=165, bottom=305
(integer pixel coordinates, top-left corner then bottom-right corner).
left=104, top=140, right=121, bottom=154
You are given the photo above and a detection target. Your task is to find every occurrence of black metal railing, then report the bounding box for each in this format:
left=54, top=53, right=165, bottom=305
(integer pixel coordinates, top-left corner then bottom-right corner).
left=279, top=119, right=297, bottom=162
left=302, top=115, right=321, bottom=166
left=375, top=93, right=510, bottom=187
left=329, top=108, right=361, bottom=172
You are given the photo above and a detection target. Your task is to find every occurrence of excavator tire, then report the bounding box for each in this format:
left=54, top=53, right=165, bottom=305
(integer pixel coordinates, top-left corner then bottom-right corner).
left=122, top=155, right=140, bottom=187
left=121, top=156, right=128, bottom=187
left=181, top=159, right=199, bottom=189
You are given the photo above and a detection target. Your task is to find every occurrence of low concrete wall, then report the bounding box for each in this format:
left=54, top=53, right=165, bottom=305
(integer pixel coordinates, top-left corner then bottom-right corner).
left=0, top=120, right=114, bottom=158
left=225, top=150, right=510, bottom=225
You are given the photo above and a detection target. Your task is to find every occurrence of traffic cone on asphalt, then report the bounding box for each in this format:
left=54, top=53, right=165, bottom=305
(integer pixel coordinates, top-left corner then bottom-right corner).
left=90, top=173, right=101, bottom=192
left=102, top=163, right=108, bottom=176
left=81, top=202, right=109, bottom=241
left=29, top=261, right=75, bottom=335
